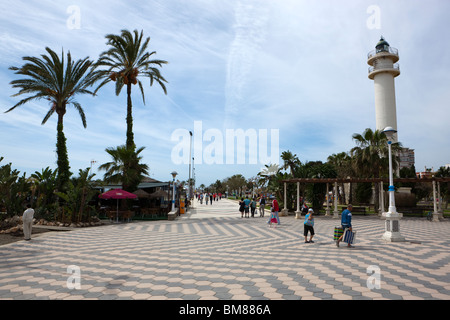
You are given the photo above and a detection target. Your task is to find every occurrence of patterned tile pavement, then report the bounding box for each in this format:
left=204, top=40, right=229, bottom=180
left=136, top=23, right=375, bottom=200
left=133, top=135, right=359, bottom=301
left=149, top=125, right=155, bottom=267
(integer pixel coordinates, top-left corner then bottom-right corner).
left=0, top=199, right=449, bottom=302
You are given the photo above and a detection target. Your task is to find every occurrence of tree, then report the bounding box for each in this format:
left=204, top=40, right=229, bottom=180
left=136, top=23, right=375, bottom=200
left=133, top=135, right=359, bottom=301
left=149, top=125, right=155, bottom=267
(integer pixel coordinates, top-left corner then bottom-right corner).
left=55, top=168, right=98, bottom=223
left=302, top=161, right=337, bottom=212
left=6, top=47, right=98, bottom=191
left=436, top=166, right=450, bottom=209
left=95, top=29, right=168, bottom=151
left=0, top=162, right=30, bottom=217
left=327, top=152, right=353, bottom=204
left=99, top=145, right=149, bottom=192
left=223, top=174, right=247, bottom=197
left=30, top=167, right=58, bottom=217
left=350, top=128, right=402, bottom=211
left=281, top=150, right=300, bottom=177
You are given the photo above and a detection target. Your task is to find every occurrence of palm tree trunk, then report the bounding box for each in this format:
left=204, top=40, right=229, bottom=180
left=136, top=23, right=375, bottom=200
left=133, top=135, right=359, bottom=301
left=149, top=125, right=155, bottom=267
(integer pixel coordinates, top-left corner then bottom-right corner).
left=126, top=82, right=135, bottom=151
left=56, top=113, right=71, bottom=191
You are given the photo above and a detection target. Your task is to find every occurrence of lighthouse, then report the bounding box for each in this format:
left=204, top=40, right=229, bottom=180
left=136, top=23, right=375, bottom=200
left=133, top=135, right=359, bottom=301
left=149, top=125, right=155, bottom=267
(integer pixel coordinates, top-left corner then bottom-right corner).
left=367, top=37, right=400, bottom=141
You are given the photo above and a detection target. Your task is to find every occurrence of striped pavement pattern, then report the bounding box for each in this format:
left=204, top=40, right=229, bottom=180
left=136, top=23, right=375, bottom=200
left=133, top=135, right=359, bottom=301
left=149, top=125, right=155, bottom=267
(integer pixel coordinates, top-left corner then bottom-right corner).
left=0, top=199, right=449, bottom=300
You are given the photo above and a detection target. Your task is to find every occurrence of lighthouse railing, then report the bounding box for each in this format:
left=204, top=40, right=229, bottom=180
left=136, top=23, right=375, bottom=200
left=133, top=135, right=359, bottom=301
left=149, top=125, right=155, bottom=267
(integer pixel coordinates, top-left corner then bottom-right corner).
left=367, top=47, right=399, bottom=60
left=368, top=63, right=400, bottom=74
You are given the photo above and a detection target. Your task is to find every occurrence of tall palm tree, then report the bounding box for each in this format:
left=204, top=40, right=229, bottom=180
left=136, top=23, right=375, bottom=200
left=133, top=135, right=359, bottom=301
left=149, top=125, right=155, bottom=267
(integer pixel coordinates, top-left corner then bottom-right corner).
left=99, top=145, right=149, bottom=192
left=94, top=29, right=168, bottom=150
left=351, top=128, right=402, bottom=211
left=6, top=47, right=98, bottom=190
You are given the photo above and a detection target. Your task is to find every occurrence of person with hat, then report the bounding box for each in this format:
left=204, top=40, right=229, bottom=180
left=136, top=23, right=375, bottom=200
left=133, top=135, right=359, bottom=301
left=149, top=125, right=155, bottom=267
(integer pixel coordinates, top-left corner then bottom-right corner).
left=304, top=208, right=315, bottom=243
left=336, top=204, right=353, bottom=247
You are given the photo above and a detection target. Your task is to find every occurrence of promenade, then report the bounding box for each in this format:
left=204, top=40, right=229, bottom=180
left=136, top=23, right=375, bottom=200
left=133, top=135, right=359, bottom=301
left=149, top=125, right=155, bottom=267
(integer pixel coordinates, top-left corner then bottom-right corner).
left=0, top=198, right=449, bottom=302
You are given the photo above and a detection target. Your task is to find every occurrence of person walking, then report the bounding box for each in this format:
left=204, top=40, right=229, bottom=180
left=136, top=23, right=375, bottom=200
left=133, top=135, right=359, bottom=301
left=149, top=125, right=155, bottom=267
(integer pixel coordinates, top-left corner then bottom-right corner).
left=22, top=204, right=34, bottom=241
left=205, top=193, right=209, bottom=205
left=210, top=194, right=213, bottom=205
left=250, top=198, right=257, bottom=217
left=259, top=196, right=266, bottom=217
left=336, top=204, right=353, bottom=247
left=243, top=196, right=251, bottom=218
left=268, top=198, right=280, bottom=226
left=304, top=208, right=315, bottom=243
left=239, top=197, right=245, bottom=218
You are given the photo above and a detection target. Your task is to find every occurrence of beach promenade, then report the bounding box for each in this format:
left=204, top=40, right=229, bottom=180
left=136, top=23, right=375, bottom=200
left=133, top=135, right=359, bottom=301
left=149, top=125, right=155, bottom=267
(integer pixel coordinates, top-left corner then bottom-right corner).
left=0, top=198, right=449, bottom=302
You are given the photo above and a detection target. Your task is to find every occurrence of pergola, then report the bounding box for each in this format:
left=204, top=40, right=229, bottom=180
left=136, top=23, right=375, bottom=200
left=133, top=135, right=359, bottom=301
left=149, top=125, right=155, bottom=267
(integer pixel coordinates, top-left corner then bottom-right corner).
left=279, top=177, right=450, bottom=220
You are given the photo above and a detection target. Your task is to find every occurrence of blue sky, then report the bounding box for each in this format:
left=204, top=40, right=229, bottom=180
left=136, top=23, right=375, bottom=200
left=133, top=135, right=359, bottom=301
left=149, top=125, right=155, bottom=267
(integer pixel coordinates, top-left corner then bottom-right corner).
left=1, top=0, right=449, bottom=187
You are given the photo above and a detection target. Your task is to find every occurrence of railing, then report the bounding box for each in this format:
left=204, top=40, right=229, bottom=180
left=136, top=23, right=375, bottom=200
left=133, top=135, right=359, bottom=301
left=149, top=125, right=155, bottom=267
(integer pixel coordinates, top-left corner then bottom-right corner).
left=368, top=47, right=399, bottom=60
left=368, top=63, right=400, bottom=74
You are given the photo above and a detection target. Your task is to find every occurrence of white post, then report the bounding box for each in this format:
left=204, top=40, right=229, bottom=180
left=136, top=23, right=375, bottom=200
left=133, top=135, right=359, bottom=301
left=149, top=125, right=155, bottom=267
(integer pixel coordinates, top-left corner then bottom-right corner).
left=281, top=182, right=289, bottom=216
left=169, top=171, right=178, bottom=220
left=432, top=180, right=440, bottom=222
left=171, top=178, right=176, bottom=212
left=382, top=138, right=405, bottom=241
left=333, top=181, right=339, bottom=219
left=295, top=182, right=301, bottom=219
left=437, top=181, right=444, bottom=220
left=325, top=183, right=330, bottom=216
left=379, top=181, right=385, bottom=216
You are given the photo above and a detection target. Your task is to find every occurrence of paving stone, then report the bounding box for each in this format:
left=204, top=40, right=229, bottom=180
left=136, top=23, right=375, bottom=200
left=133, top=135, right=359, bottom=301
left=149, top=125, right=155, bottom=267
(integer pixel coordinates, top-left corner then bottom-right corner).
left=0, top=200, right=449, bottom=301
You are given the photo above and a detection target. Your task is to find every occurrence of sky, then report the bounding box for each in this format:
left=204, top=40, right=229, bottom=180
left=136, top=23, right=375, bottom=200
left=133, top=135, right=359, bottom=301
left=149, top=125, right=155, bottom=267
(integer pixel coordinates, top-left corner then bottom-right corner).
left=0, top=0, right=449, bottom=187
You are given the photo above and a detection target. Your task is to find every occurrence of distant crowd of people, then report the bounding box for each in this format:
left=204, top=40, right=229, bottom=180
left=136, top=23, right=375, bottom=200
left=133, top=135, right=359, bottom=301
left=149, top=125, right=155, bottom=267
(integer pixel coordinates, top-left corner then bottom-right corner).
left=196, top=192, right=222, bottom=205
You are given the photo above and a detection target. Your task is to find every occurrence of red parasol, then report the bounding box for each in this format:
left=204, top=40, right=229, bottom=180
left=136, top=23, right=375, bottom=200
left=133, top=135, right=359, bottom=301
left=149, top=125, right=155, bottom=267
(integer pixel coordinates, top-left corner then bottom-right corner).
left=99, top=189, right=138, bottom=200
left=99, top=189, right=137, bottom=222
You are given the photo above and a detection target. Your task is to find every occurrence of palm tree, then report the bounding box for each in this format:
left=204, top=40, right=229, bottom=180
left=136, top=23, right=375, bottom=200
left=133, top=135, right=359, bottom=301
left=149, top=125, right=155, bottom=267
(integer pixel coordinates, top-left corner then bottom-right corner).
left=350, top=128, right=402, bottom=211
left=327, top=152, right=353, bottom=204
left=30, top=167, right=58, bottom=209
left=99, top=145, right=149, bottom=192
left=281, top=150, right=300, bottom=177
left=94, top=29, right=168, bottom=150
left=6, top=47, right=98, bottom=190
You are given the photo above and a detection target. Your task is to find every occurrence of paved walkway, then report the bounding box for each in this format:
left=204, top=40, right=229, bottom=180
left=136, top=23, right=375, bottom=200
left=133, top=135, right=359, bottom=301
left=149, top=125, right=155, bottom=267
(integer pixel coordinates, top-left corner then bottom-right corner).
left=0, top=199, right=449, bottom=301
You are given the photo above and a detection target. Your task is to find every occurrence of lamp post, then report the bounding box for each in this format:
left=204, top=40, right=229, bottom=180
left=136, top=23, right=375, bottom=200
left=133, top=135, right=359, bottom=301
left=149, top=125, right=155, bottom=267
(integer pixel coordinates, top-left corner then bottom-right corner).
left=168, top=171, right=178, bottom=220
left=381, top=127, right=405, bottom=242
left=188, top=131, right=193, bottom=201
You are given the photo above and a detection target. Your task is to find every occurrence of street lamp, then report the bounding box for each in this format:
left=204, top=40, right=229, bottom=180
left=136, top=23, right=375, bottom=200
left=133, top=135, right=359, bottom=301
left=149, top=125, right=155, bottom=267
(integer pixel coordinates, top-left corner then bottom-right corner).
left=188, top=131, right=193, bottom=201
left=381, top=126, right=405, bottom=242
left=170, top=171, right=178, bottom=213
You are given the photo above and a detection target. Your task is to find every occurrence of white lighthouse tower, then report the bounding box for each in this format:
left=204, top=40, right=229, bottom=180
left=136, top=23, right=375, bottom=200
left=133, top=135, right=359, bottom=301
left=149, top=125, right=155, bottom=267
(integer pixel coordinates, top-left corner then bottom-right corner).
left=367, top=37, right=400, bottom=141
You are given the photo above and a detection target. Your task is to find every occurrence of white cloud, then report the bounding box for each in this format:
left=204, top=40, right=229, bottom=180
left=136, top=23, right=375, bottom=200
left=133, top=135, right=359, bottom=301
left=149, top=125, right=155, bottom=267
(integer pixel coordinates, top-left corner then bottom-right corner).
left=1, top=0, right=449, bottom=186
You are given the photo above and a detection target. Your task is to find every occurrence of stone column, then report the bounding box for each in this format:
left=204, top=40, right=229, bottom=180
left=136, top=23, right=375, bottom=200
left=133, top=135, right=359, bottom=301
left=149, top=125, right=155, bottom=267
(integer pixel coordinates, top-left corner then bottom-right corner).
left=295, top=182, right=301, bottom=219
left=432, top=180, right=440, bottom=222
left=333, top=181, right=339, bottom=219
left=325, top=183, right=330, bottom=216
left=437, top=181, right=444, bottom=220
left=281, top=182, right=289, bottom=216
left=379, top=182, right=385, bottom=217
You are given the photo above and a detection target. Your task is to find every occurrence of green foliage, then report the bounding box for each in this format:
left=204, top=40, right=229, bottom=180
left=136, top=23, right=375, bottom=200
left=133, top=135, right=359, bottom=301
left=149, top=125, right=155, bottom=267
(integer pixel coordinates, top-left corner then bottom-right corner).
left=0, top=163, right=30, bottom=217
left=6, top=47, right=98, bottom=193
left=355, top=183, right=372, bottom=204
left=56, top=123, right=72, bottom=191
left=99, top=145, right=149, bottom=192
left=55, top=168, right=98, bottom=222
left=95, top=29, right=168, bottom=150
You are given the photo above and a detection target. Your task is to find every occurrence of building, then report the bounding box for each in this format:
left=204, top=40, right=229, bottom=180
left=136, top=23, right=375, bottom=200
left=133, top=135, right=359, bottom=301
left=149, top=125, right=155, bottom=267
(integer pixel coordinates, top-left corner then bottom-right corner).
left=399, top=148, right=415, bottom=170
